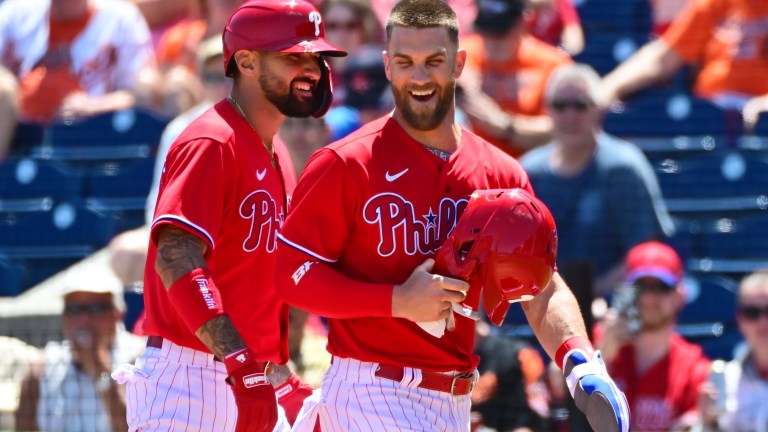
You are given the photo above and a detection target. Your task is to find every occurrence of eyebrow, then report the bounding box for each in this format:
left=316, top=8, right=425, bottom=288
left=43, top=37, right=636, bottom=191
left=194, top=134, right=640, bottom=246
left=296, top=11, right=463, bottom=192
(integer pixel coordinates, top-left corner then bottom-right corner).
left=391, top=50, right=448, bottom=60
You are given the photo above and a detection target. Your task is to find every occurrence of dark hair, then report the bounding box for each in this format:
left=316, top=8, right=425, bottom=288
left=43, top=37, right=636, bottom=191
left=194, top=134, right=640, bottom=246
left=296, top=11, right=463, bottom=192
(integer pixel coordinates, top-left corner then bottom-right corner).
left=385, top=0, right=459, bottom=45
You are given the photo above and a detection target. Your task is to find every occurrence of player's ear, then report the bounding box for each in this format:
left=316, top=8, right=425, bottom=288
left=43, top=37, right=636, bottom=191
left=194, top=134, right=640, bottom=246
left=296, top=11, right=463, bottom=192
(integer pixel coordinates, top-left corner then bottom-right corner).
left=234, top=50, right=259, bottom=77
left=454, top=48, right=467, bottom=80
left=382, top=50, right=392, bottom=81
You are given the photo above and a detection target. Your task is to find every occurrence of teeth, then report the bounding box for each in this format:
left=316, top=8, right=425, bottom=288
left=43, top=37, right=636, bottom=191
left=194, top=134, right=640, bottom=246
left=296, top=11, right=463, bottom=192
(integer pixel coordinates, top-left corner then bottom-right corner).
left=294, top=82, right=311, bottom=91
left=410, top=90, right=434, bottom=96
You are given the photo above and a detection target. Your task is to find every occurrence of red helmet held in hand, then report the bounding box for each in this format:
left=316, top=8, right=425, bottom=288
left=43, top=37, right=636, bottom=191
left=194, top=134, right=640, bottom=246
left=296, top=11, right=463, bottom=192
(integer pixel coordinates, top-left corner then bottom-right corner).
left=434, top=189, right=558, bottom=326
left=222, top=0, right=347, bottom=117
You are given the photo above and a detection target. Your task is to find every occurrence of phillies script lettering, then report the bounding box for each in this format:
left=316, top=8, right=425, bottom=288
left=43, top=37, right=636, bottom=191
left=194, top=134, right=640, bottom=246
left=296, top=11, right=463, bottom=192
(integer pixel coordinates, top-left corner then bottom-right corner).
left=240, top=190, right=281, bottom=253
left=363, top=193, right=467, bottom=256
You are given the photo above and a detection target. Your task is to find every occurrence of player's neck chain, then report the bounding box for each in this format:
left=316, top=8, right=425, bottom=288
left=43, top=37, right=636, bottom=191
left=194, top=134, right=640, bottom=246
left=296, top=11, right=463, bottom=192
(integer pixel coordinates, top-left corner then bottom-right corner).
left=227, top=95, right=276, bottom=169
left=421, top=144, right=452, bottom=161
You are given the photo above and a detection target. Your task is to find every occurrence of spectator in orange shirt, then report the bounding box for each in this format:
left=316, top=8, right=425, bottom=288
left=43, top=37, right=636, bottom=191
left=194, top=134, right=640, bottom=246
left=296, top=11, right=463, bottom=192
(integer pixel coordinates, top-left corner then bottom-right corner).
left=602, top=0, right=768, bottom=112
left=458, top=0, right=571, bottom=157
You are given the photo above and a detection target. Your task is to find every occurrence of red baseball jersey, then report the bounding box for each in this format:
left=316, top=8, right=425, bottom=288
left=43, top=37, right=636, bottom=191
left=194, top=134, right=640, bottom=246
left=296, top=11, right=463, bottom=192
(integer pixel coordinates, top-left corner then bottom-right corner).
left=143, top=99, right=296, bottom=363
left=276, top=116, right=532, bottom=372
left=609, top=333, right=711, bottom=431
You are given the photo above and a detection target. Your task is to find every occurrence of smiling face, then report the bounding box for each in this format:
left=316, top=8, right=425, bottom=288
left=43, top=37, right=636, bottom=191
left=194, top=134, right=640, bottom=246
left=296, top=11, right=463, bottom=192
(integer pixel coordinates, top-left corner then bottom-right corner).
left=258, top=51, right=322, bottom=118
left=384, top=25, right=465, bottom=131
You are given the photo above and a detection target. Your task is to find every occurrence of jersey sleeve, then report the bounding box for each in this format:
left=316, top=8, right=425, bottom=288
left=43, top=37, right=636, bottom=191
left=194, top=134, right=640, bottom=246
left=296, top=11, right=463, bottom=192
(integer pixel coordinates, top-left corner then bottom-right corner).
left=275, top=148, right=394, bottom=318
left=151, top=138, right=229, bottom=253
left=661, top=0, right=724, bottom=63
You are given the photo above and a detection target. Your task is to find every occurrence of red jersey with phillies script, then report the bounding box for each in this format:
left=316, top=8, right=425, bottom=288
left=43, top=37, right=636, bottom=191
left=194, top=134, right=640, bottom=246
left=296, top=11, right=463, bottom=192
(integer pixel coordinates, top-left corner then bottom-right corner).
left=276, top=116, right=532, bottom=372
left=609, top=333, right=710, bottom=431
left=142, top=99, right=296, bottom=363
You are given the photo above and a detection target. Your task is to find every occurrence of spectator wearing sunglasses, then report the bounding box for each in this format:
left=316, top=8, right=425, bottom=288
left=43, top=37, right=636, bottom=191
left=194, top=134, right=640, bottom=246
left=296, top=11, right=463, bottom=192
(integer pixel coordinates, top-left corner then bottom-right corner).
left=521, top=63, right=674, bottom=298
left=598, top=241, right=711, bottom=431
left=697, top=270, right=768, bottom=432
left=15, top=265, right=145, bottom=432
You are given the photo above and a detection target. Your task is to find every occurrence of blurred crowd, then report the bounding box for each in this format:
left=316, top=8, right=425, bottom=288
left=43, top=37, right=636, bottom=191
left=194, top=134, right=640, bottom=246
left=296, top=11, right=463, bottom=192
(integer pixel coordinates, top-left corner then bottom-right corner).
left=2, top=0, right=768, bottom=430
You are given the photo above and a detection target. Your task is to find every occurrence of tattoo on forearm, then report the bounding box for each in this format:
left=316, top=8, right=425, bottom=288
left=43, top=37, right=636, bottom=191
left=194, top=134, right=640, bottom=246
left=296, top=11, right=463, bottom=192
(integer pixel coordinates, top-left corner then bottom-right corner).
left=196, top=316, right=246, bottom=359
left=155, top=226, right=208, bottom=288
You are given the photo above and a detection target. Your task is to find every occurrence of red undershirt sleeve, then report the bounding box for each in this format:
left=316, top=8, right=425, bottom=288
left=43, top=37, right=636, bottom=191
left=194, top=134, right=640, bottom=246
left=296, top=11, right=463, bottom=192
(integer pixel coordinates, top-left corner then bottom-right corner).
left=275, top=148, right=393, bottom=318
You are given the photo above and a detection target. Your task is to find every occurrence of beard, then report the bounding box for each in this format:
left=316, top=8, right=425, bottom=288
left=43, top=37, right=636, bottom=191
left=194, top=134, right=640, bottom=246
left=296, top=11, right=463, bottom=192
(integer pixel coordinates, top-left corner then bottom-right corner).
left=259, top=58, right=317, bottom=118
left=392, top=79, right=455, bottom=131
left=639, top=307, right=677, bottom=332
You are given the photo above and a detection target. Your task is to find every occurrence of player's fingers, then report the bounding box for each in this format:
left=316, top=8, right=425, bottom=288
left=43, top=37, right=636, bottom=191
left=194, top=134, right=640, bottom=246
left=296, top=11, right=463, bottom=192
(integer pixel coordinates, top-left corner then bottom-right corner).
left=446, top=309, right=456, bottom=331
left=437, top=275, right=469, bottom=294
left=416, top=258, right=435, bottom=274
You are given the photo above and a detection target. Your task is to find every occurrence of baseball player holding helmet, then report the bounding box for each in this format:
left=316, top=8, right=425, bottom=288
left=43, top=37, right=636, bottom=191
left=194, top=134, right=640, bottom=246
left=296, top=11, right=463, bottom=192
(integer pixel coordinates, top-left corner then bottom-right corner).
left=275, top=0, right=629, bottom=431
left=112, top=1, right=345, bottom=431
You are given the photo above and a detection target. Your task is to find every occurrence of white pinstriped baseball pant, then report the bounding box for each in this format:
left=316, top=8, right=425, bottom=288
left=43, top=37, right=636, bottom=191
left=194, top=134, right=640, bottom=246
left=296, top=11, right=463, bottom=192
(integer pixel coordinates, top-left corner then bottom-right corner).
left=292, top=356, right=473, bottom=432
left=115, top=338, right=289, bottom=431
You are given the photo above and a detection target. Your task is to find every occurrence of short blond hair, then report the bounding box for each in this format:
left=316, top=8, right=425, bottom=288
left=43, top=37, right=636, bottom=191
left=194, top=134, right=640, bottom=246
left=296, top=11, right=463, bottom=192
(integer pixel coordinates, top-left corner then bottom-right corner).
left=738, top=270, right=768, bottom=301
left=544, top=63, right=606, bottom=107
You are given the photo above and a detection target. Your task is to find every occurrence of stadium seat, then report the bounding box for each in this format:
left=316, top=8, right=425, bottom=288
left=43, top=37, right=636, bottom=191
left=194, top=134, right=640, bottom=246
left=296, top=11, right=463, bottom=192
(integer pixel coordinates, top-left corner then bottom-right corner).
left=0, top=257, right=27, bottom=297
left=604, top=92, right=734, bottom=138
left=752, top=111, right=768, bottom=137
left=0, top=202, right=118, bottom=248
left=0, top=202, right=119, bottom=292
left=573, top=34, right=648, bottom=76
left=87, top=158, right=155, bottom=199
left=677, top=273, right=742, bottom=360
left=33, top=108, right=167, bottom=162
left=0, top=158, right=84, bottom=200
left=10, top=122, right=45, bottom=156
left=575, top=0, right=651, bottom=38
left=697, top=214, right=768, bottom=260
left=655, top=152, right=768, bottom=214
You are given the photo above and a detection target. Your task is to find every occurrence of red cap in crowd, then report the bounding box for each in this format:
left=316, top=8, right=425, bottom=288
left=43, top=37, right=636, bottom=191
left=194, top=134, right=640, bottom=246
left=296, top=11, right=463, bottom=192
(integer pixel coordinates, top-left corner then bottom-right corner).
left=625, top=241, right=683, bottom=287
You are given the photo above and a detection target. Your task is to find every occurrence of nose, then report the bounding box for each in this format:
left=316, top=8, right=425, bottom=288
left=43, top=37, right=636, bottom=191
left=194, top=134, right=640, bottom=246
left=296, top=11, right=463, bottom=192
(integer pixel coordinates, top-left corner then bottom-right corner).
left=300, top=55, right=322, bottom=81
left=410, top=64, right=430, bottom=85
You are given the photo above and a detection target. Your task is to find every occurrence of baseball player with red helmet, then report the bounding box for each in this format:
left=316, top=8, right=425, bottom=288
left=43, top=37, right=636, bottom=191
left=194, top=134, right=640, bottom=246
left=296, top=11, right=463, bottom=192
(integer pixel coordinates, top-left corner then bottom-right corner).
left=111, top=1, right=346, bottom=431
left=274, top=1, right=629, bottom=431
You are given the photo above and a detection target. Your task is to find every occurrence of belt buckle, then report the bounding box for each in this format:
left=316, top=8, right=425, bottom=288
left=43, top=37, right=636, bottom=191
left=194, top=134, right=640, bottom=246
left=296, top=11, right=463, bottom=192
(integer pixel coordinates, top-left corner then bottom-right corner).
left=450, top=372, right=476, bottom=396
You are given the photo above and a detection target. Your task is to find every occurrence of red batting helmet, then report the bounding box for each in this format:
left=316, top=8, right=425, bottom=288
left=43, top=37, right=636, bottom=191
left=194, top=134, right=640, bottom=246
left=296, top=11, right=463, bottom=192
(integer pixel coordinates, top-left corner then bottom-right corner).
left=434, top=189, right=558, bottom=326
left=222, top=0, right=347, bottom=116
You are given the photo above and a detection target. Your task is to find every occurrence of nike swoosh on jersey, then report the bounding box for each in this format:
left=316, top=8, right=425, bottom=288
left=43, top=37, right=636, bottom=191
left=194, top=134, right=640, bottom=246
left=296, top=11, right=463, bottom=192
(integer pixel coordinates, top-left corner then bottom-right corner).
left=385, top=168, right=409, bottom=182
left=256, top=168, right=267, bottom=181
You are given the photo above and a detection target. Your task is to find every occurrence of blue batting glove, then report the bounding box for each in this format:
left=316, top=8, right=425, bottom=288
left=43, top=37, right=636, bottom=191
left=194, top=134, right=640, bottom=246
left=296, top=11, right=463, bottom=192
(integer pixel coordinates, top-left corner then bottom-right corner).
left=563, top=349, right=631, bottom=432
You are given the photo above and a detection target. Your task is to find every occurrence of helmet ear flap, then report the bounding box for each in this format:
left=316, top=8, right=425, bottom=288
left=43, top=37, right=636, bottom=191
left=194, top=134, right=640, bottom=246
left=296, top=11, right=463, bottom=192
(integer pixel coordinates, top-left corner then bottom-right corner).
left=312, top=57, right=334, bottom=118
left=481, top=260, right=513, bottom=326
left=433, top=237, right=480, bottom=282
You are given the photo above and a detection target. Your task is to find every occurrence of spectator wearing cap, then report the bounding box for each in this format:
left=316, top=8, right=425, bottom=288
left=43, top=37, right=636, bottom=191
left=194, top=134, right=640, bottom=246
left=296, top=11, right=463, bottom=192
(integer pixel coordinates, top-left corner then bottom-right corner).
left=15, top=268, right=145, bottom=432
left=457, top=0, right=571, bottom=157
left=697, top=270, right=768, bottom=432
left=598, top=241, right=711, bottom=431
left=521, top=63, right=674, bottom=298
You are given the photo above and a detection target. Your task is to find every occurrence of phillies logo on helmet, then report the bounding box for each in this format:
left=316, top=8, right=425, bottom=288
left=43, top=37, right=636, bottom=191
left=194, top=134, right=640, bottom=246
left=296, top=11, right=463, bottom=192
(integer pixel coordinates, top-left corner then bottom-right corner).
left=240, top=190, right=281, bottom=253
left=363, top=193, right=467, bottom=257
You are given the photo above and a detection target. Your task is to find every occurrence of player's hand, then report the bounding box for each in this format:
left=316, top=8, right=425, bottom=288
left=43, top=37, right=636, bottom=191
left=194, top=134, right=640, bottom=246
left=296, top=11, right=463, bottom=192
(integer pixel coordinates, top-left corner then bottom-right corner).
left=392, top=259, right=469, bottom=324
left=275, top=374, right=314, bottom=425
left=563, top=349, right=630, bottom=432
left=224, top=348, right=278, bottom=432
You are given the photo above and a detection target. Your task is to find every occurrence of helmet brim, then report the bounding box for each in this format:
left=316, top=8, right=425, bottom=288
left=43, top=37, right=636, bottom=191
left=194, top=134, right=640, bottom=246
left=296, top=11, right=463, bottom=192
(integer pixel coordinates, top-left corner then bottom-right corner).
left=280, top=38, right=348, bottom=57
